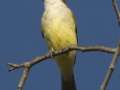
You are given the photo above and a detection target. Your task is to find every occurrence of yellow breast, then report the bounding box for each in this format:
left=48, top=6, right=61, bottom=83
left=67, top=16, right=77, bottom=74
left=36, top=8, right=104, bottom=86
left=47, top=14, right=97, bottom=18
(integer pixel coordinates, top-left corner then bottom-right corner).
left=41, top=9, right=77, bottom=81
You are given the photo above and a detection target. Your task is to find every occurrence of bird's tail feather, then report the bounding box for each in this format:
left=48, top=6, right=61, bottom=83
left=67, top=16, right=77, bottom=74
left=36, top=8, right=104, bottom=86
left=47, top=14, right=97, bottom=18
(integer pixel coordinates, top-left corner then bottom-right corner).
left=61, top=74, right=76, bottom=90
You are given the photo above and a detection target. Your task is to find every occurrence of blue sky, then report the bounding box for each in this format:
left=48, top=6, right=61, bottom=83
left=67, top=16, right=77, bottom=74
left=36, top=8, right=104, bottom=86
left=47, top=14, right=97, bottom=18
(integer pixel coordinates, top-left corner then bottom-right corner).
left=1, top=0, right=120, bottom=90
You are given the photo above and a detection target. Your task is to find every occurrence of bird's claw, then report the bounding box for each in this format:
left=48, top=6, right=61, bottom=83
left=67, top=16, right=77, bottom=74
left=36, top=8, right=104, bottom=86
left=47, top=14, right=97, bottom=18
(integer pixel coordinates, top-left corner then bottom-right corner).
left=49, top=49, right=54, bottom=59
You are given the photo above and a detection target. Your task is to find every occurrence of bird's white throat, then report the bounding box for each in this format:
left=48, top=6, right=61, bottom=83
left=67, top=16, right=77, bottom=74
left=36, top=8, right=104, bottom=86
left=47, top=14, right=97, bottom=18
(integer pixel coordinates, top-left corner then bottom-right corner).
left=44, top=0, right=67, bottom=10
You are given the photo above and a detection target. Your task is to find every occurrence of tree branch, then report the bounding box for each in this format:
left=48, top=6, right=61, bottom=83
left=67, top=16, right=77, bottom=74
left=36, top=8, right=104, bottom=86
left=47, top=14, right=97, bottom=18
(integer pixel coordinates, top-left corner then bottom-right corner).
left=100, top=39, right=120, bottom=90
left=112, top=0, right=120, bottom=26
left=8, top=45, right=118, bottom=90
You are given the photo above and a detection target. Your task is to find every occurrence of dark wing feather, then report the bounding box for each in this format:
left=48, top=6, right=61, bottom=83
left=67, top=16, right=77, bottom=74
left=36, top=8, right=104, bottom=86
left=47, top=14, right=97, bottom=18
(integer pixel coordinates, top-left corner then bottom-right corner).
left=41, top=30, right=44, bottom=38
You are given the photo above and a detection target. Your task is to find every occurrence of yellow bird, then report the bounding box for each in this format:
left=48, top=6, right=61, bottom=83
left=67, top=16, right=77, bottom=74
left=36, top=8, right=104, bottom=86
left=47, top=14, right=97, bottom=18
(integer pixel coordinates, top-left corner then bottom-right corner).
left=41, top=0, right=78, bottom=90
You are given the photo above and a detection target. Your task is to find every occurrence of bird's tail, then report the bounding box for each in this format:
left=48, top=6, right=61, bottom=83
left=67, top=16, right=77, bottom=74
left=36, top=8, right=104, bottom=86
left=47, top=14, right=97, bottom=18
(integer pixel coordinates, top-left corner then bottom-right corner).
left=61, top=74, right=76, bottom=90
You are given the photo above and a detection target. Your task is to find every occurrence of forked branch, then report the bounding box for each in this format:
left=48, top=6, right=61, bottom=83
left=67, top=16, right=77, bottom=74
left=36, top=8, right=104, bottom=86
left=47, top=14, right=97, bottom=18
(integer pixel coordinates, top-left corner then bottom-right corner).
left=8, top=45, right=118, bottom=90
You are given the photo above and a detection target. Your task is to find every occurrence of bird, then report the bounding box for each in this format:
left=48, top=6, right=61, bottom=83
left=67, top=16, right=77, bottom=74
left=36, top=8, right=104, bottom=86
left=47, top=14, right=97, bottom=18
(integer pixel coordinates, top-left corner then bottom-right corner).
left=41, top=0, right=78, bottom=90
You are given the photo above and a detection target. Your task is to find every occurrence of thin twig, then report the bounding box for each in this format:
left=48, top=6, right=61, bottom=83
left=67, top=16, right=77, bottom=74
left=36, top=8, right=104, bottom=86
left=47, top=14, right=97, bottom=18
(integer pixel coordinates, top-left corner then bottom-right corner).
left=7, top=63, right=24, bottom=72
left=112, top=0, right=120, bottom=26
left=100, top=39, right=120, bottom=90
left=8, top=45, right=117, bottom=90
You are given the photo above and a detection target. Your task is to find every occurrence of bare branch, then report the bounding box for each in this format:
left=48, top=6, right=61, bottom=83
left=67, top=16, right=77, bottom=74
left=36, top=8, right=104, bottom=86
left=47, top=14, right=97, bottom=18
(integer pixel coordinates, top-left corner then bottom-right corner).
left=7, top=63, right=24, bottom=71
left=8, top=45, right=117, bottom=72
left=112, top=0, right=120, bottom=26
left=18, top=67, right=30, bottom=90
left=100, top=39, right=120, bottom=90
left=7, top=45, right=117, bottom=90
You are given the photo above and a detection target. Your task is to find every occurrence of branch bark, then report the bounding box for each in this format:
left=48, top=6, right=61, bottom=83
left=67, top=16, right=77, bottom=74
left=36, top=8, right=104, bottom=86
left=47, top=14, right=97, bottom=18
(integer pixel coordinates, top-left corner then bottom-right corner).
left=112, top=0, right=120, bottom=26
left=8, top=45, right=117, bottom=90
left=100, top=39, right=120, bottom=90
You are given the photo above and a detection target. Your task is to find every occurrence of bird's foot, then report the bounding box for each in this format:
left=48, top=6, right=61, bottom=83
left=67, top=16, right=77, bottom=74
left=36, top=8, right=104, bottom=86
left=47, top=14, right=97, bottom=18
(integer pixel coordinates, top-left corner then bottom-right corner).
left=49, top=49, right=54, bottom=59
